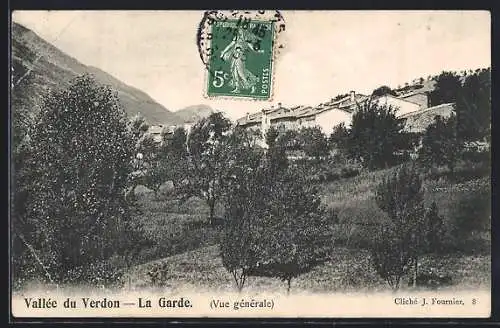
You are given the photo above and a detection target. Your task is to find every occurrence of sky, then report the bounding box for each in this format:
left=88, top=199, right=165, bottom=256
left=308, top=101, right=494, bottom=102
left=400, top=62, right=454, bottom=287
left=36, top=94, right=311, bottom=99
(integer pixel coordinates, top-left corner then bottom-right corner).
left=12, top=10, right=491, bottom=121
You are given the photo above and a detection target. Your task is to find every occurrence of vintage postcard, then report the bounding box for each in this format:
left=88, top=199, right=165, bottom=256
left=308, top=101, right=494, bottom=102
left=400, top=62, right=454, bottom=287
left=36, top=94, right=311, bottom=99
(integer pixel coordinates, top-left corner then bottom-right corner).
left=10, top=10, right=491, bottom=319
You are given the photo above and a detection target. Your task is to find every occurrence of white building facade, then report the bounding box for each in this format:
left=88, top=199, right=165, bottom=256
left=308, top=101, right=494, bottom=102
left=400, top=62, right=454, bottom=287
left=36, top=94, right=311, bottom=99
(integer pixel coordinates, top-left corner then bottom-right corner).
left=236, top=90, right=432, bottom=144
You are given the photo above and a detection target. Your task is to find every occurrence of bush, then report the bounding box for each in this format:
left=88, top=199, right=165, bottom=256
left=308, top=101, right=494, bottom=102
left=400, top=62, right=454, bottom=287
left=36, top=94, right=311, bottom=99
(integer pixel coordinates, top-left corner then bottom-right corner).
left=370, top=163, right=427, bottom=289
left=147, top=263, right=170, bottom=287
left=450, top=188, right=490, bottom=240
left=370, top=230, right=412, bottom=290
left=63, top=259, right=125, bottom=289
left=424, top=177, right=490, bottom=254
left=293, top=158, right=361, bottom=184
left=341, top=166, right=360, bottom=179
left=461, top=148, right=490, bottom=164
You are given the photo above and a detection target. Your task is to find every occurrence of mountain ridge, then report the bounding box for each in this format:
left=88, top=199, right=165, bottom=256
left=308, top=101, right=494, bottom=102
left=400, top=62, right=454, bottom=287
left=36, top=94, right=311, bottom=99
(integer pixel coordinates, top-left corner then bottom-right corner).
left=11, top=21, right=181, bottom=126
left=172, top=104, right=215, bottom=124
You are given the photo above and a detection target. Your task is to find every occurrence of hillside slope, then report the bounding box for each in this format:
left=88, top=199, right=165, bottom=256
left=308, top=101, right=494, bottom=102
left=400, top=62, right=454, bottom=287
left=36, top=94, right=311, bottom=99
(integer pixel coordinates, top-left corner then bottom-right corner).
left=11, top=22, right=179, bottom=127
left=173, top=104, right=214, bottom=123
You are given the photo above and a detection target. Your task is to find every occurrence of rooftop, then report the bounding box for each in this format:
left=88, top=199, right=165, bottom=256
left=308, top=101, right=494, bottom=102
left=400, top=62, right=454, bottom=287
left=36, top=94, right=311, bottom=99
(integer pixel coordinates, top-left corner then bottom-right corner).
left=400, top=102, right=455, bottom=133
left=236, top=93, right=369, bottom=126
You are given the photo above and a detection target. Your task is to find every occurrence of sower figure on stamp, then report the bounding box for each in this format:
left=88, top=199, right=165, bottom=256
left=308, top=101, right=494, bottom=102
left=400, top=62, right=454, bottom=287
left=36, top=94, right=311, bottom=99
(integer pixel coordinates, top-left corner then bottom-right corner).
left=220, top=28, right=264, bottom=94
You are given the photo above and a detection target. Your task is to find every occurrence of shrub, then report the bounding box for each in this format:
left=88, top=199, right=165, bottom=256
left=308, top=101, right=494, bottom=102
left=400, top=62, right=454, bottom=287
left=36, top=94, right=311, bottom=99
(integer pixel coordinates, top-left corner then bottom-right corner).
left=370, top=163, right=427, bottom=289
left=424, top=202, right=445, bottom=253
left=407, top=268, right=453, bottom=289
left=341, top=166, right=360, bottom=179
left=370, top=229, right=413, bottom=290
left=461, top=148, right=490, bottom=164
left=64, top=259, right=125, bottom=289
left=451, top=188, right=491, bottom=240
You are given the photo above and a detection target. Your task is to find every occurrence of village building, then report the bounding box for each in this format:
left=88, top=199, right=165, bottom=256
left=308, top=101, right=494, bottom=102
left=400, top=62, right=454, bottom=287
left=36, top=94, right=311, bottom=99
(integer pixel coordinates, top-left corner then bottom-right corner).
left=147, top=124, right=166, bottom=143
left=147, top=122, right=194, bottom=144
left=235, top=90, right=435, bottom=141
left=372, top=92, right=427, bottom=116
left=399, top=102, right=455, bottom=133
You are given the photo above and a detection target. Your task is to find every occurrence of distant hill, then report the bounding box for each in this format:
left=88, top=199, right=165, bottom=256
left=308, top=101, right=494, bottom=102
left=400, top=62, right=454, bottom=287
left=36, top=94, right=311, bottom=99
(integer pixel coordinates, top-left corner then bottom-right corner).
left=11, top=22, right=179, bottom=131
left=173, top=104, right=214, bottom=123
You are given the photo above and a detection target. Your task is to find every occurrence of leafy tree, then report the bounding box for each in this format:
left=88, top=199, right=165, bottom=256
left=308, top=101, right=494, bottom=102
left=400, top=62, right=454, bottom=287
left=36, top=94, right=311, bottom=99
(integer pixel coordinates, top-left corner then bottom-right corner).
left=455, top=69, right=491, bottom=141
left=329, top=122, right=349, bottom=153
left=265, top=126, right=279, bottom=148
left=372, top=85, right=397, bottom=97
left=347, top=100, right=406, bottom=170
left=220, top=129, right=266, bottom=291
left=429, top=71, right=462, bottom=106
left=418, top=114, right=461, bottom=173
left=135, top=133, right=168, bottom=198
left=246, top=166, right=335, bottom=294
left=164, top=127, right=188, bottom=159
left=137, top=133, right=158, bottom=164
left=232, top=125, right=263, bottom=150
left=11, top=56, right=39, bottom=287
left=143, top=158, right=168, bottom=199
left=129, top=113, right=149, bottom=143
left=371, top=164, right=427, bottom=289
left=277, top=129, right=301, bottom=151
left=125, top=114, right=151, bottom=198
left=160, top=127, right=189, bottom=190
left=186, top=112, right=232, bottom=225
left=221, top=132, right=335, bottom=293
left=13, top=74, right=140, bottom=285
left=266, top=130, right=289, bottom=177
left=298, top=127, right=329, bottom=161
left=11, top=52, right=41, bottom=257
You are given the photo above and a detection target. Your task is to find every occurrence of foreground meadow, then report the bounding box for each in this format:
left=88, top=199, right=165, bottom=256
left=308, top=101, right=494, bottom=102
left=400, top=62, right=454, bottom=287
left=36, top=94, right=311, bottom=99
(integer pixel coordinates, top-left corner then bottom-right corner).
left=120, top=162, right=490, bottom=293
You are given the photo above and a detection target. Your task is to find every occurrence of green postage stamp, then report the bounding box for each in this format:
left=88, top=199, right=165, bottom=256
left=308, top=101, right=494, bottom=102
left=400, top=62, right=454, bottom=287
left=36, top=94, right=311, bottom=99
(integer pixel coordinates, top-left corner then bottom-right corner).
left=205, top=19, right=275, bottom=100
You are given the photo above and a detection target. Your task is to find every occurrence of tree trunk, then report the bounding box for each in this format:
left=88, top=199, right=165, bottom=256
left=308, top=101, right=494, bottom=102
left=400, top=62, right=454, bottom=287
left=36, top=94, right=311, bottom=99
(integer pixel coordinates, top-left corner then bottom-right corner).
left=286, top=278, right=291, bottom=295
left=232, top=269, right=246, bottom=293
left=413, top=257, right=418, bottom=288
left=209, top=200, right=215, bottom=226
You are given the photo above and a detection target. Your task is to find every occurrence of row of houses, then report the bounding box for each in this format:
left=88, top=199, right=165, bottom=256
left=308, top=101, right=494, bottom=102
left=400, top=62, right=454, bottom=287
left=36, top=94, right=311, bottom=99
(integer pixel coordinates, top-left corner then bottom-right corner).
left=144, top=86, right=455, bottom=147
left=235, top=88, right=454, bottom=142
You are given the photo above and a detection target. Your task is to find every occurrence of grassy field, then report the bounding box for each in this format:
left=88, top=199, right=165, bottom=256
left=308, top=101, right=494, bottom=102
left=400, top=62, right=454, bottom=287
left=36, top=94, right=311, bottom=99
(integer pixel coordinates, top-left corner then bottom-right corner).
left=124, top=161, right=491, bottom=293
left=131, top=185, right=223, bottom=265
left=319, top=163, right=491, bottom=249
left=124, top=244, right=490, bottom=294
